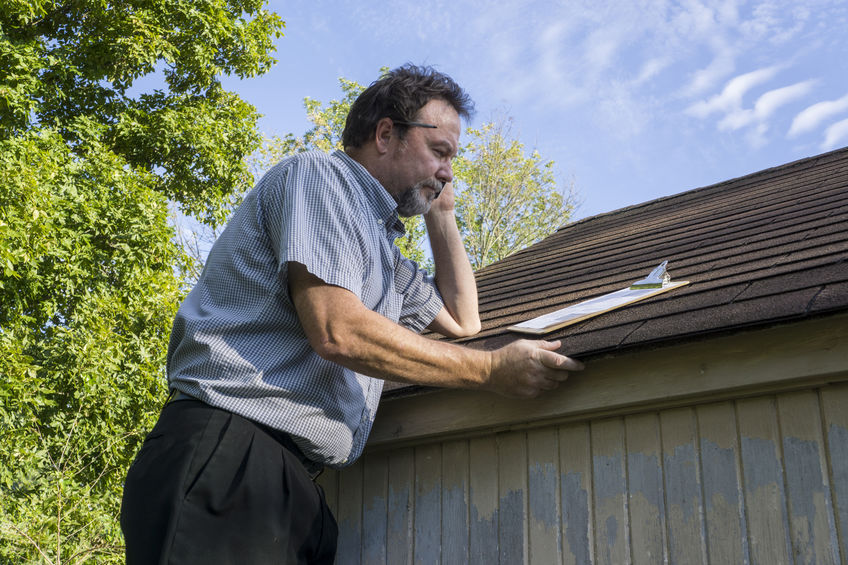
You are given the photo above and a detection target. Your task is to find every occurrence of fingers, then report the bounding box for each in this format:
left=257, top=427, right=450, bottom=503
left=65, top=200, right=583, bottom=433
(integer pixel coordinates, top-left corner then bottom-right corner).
left=426, top=181, right=456, bottom=213
left=535, top=340, right=586, bottom=372
left=489, top=339, right=586, bottom=399
left=538, top=350, right=585, bottom=372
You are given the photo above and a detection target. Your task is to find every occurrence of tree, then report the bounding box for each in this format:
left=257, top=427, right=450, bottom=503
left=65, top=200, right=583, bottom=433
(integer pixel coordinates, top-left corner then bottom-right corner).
left=252, top=74, right=576, bottom=272
left=0, top=2, right=282, bottom=562
left=454, top=120, right=577, bottom=270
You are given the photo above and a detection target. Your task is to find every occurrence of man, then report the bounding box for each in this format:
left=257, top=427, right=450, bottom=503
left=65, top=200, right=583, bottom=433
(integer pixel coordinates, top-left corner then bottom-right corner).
left=121, top=65, right=584, bottom=564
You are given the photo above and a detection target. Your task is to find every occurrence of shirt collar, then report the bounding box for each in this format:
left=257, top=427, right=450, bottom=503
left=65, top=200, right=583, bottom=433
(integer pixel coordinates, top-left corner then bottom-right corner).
left=332, top=150, right=403, bottom=230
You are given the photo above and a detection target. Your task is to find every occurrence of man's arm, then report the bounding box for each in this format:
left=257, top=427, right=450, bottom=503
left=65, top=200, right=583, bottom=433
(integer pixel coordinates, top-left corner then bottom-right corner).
left=289, top=261, right=584, bottom=399
left=424, top=182, right=481, bottom=337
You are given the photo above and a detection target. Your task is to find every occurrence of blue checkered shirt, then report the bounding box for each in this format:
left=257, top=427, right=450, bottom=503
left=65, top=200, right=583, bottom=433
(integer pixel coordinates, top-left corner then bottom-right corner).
left=167, top=150, right=444, bottom=467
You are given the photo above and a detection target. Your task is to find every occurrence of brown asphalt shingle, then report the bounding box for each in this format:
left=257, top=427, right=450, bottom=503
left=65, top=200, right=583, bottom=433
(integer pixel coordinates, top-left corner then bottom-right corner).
left=384, top=147, right=848, bottom=396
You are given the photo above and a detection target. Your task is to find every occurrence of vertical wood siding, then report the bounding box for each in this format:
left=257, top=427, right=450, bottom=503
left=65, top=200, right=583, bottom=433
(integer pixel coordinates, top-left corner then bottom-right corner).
left=321, top=382, right=848, bottom=564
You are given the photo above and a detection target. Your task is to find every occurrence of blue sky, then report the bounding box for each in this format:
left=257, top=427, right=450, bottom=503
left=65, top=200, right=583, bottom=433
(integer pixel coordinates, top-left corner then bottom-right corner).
left=222, top=0, right=848, bottom=220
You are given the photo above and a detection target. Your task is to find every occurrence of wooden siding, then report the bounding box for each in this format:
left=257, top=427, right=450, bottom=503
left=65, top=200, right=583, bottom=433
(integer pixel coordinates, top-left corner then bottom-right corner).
left=370, top=314, right=848, bottom=449
left=321, top=382, right=848, bottom=564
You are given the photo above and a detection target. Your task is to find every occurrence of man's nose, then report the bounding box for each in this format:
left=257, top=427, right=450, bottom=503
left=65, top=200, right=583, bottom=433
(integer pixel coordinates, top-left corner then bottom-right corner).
left=437, top=162, right=453, bottom=184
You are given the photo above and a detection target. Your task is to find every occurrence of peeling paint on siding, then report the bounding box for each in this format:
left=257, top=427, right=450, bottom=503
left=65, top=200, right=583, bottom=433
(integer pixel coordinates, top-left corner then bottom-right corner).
left=740, top=437, right=784, bottom=492
left=604, top=515, right=618, bottom=548
left=627, top=451, right=666, bottom=564
left=363, top=494, right=387, bottom=562
left=593, top=454, right=626, bottom=501
left=628, top=452, right=664, bottom=510
left=562, top=471, right=591, bottom=565
left=386, top=483, right=410, bottom=538
left=739, top=433, right=794, bottom=564
left=529, top=462, right=558, bottom=528
left=415, top=465, right=441, bottom=563
left=442, top=484, right=469, bottom=562
left=700, top=440, right=739, bottom=512
left=499, top=489, right=526, bottom=564
left=827, top=423, right=848, bottom=561
left=470, top=494, right=498, bottom=563
left=663, top=444, right=701, bottom=523
left=783, top=436, right=841, bottom=565
left=339, top=385, right=848, bottom=564
left=699, top=436, right=749, bottom=565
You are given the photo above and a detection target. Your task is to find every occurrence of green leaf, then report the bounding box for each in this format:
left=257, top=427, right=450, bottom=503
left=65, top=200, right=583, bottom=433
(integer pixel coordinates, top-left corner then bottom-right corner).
left=0, top=2, right=283, bottom=561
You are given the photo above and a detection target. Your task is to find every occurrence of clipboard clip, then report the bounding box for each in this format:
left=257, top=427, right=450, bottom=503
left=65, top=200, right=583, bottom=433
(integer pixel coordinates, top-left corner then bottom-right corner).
left=630, top=260, right=672, bottom=289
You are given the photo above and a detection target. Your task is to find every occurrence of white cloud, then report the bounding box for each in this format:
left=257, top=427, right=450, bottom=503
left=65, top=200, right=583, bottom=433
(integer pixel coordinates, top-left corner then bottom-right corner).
left=742, top=1, right=810, bottom=44
left=718, top=80, right=815, bottom=131
left=684, top=44, right=737, bottom=96
left=788, top=93, right=848, bottom=137
left=754, top=80, right=816, bottom=116
left=405, top=0, right=846, bottom=148
left=674, top=0, right=748, bottom=97
left=686, top=65, right=782, bottom=118
left=634, top=56, right=672, bottom=85
left=822, top=118, right=848, bottom=150
left=746, top=122, right=770, bottom=149
left=584, top=28, right=621, bottom=71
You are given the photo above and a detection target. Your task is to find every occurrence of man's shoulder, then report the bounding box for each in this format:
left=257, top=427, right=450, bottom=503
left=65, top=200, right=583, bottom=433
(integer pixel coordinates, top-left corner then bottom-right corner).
left=253, top=152, right=335, bottom=197
left=275, top=149, right=346, bottom=170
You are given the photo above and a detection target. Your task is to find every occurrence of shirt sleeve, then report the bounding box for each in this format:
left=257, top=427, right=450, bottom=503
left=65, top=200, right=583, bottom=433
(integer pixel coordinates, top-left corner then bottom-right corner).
left=260, top=154, right=367, bottom=298
left=392, top=247, right=445, bottom=332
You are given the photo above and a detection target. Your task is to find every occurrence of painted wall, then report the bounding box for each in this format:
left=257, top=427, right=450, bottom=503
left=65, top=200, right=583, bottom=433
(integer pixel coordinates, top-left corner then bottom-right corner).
left=320, top=383, right=848, bottom=564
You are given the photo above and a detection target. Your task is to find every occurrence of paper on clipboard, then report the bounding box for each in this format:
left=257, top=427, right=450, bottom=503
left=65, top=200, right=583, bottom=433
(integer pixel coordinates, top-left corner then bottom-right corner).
left=507, top=262, right=690, bottom=335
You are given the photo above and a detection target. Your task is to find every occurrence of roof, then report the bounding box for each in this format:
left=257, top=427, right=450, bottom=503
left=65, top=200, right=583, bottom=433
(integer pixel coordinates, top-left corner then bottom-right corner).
left=385, top=146, right=848, bottom=396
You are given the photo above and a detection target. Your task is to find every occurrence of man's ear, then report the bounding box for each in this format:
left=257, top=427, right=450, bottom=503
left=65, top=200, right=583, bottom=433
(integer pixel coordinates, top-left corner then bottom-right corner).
left=374, top=117, right=394, bottom=155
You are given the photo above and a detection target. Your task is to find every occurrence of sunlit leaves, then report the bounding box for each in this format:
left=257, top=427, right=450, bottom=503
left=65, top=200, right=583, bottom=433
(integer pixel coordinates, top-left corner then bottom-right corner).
left=454, top=120, right=577, bottom=270
left=0, top=1, right=282, bottom=562
left=0, top=127, right=182, bottom=563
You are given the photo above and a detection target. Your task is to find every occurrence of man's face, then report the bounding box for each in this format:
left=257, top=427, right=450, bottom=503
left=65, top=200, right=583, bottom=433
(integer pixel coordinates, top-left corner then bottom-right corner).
left=385, top=99, right=461, bottom=216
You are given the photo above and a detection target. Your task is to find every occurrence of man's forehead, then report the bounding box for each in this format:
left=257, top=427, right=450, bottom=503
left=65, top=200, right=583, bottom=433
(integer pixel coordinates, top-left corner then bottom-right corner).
left=417, top=99, right=460, bottom=129
left=416, top=99, right=461, bottom=144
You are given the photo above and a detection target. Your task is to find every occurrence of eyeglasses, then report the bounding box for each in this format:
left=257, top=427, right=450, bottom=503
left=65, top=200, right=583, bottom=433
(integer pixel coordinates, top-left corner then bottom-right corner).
left=392, top=121, right=437, bottom=129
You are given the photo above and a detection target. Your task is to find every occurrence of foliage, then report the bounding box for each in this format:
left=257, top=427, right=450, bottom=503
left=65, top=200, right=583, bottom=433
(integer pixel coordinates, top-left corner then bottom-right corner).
left=454, top=120, right=577, bottom=270
left=255, top=77, right=363, bottom=163
left=0, top=1, right=282, bottom=562
left=0, top=126, right=180, bottom=564
left=1, top=0, right=282, bottom=224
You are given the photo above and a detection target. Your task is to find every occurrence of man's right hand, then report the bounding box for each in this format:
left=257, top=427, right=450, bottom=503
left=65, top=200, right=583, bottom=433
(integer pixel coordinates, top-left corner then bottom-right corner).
left=487, top=340, right=584, bottom=399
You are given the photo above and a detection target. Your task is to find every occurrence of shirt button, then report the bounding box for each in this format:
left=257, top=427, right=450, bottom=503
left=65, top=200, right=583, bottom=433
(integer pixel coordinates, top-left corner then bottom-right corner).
left=377, top=219, right=384, bottom=225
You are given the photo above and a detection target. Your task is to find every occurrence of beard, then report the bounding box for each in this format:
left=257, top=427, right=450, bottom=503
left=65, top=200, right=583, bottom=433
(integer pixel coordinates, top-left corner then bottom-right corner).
left=395, top=177, right=444, bottom=217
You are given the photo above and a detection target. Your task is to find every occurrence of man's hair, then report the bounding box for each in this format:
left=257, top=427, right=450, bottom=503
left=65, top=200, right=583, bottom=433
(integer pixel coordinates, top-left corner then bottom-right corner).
left=342, top=64, right=474, bottom=149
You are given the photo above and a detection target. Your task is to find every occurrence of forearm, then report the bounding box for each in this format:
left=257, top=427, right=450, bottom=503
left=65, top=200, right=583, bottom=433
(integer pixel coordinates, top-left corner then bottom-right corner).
left=330, top=309, right=489, bottom=388
left=425, top=208, right=480, bottom=336
left=289, top=262, right=583, bottom=398
left=292, top=265, right=489, bottom=388
left=312, top=295, right=579, bottom=398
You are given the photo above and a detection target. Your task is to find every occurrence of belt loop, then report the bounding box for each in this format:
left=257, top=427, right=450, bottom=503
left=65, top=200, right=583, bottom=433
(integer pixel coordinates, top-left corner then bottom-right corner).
left=309, top=466, right=324, bottom=482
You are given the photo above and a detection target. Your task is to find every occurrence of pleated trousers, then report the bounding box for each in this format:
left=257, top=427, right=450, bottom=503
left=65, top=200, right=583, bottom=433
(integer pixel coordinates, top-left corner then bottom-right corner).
left=121, top=399, right=337, bottom=564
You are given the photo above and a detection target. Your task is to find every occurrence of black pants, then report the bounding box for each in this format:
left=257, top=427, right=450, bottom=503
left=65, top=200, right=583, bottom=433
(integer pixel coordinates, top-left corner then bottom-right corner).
left=121, top=399, right=338, bottom=564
